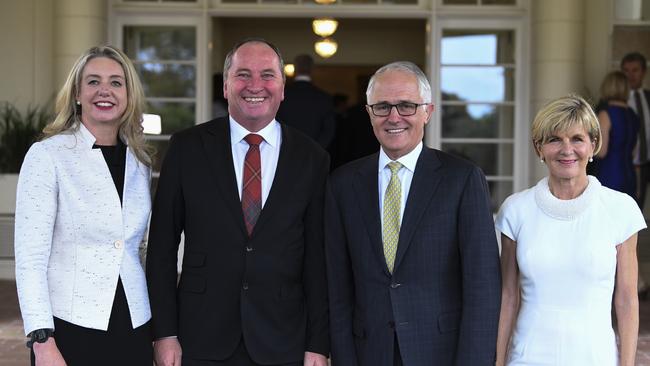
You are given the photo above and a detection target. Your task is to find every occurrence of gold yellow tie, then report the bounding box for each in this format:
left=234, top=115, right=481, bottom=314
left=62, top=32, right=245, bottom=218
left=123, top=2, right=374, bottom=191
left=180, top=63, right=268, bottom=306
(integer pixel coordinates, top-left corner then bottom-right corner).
left=383, top=161, right=403, bottom=273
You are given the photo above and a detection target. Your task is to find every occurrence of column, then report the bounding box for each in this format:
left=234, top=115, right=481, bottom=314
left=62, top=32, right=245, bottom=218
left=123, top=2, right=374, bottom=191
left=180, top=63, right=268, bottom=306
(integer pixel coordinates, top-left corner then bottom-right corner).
left=54, top=0, right=107, bottom=89
left=531, top=0, right=585, bottom=181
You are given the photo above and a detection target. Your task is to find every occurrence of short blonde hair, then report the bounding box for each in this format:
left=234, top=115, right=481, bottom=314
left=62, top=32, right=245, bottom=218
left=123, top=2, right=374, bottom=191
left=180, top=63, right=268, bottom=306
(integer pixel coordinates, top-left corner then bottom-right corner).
left=531, top=94, right=602, bottom=155
left=600, top=71, right=629, bottom=102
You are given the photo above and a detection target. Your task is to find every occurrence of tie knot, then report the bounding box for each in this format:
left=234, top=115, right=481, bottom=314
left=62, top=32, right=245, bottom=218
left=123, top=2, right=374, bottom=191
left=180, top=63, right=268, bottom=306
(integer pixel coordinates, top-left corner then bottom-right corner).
left=245, top=134, right=264, bottom=147
left=387, top=161, right=403, bottom=175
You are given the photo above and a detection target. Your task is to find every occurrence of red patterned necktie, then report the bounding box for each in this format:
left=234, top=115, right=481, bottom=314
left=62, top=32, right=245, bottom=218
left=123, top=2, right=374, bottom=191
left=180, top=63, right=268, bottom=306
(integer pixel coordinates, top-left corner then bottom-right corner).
left=242, top=134, right=264, bottom=236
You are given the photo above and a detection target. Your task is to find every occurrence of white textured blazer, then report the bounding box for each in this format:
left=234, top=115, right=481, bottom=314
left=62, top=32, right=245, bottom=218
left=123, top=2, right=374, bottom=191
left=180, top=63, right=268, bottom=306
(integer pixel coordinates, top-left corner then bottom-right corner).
left=15, top=124, right=152, bottom=335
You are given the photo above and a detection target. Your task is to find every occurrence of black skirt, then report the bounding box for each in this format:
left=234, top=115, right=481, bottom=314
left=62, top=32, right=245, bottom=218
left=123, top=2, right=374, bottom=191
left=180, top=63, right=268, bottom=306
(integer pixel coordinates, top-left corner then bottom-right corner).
left=30, top=278, right=152, bottom=366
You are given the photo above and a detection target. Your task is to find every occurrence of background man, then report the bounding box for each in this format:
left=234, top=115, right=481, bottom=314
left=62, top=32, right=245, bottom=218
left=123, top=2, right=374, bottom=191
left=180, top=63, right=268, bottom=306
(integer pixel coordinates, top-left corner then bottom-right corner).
left=277, top=54, right=336, bottom=152
left=621, top=52, right=650, bottom=299
left=325, top=61, right=501, bottom=366
left=147, top=38, right=329, bottom=366
left=621, top=52, right=650, bottom=209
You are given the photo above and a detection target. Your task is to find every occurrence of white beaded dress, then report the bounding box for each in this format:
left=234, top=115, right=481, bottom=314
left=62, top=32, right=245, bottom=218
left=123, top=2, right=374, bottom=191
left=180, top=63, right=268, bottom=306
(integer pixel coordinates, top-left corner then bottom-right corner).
left=495, top=176, right=646, bottom=365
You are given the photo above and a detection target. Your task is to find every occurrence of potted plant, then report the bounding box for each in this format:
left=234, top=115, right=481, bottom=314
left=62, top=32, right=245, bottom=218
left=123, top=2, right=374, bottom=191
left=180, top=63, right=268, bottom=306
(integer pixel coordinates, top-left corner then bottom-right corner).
left=0, top=102, right=51, bottom=214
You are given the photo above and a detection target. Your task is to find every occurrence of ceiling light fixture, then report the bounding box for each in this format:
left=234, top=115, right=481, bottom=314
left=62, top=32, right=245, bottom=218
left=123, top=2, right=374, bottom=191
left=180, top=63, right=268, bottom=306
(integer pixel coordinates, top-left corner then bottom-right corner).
left=312, top=18, right=338, bottom=37
left=314, top=38, right=338, bottom=58
left=284, top=64, right=295, bottom=77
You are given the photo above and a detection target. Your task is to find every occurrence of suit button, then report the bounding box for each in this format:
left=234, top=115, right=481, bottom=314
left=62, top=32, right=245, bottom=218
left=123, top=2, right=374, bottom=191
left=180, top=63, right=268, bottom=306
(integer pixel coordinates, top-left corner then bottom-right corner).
left=388, top=321, right=395, bottom=329
left=242, top=282, right=249, bottom=290
left=114, top=240, right=123, bottom=249
left=245, top=246, right=253, bottom=252
left=390, top=283, right=401, bottom=289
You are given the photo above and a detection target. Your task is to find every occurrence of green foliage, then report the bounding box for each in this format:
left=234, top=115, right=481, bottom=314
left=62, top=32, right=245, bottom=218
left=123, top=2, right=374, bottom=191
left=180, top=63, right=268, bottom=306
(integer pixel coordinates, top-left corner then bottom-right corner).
left=0, top=102, right=52, bottom=173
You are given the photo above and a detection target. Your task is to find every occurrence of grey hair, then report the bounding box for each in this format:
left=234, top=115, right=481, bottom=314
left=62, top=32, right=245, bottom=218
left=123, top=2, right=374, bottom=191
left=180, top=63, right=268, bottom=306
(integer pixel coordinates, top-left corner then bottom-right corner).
left=366, top=61, right=432, bottom=103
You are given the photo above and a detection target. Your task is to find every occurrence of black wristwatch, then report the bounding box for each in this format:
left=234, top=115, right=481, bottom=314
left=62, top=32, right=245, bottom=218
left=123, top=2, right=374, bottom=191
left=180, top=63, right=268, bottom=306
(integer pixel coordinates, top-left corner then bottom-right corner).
left=26, top=328, right=54, bottom=349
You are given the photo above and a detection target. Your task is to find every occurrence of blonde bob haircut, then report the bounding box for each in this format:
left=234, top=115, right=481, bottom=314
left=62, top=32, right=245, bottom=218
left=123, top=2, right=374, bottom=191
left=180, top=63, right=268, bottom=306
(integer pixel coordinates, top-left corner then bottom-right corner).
left=600, top=71, right=629, bottom=103
left=43, top=45, right=152, bottom=166
left=531, top=94, right=602, bottom=156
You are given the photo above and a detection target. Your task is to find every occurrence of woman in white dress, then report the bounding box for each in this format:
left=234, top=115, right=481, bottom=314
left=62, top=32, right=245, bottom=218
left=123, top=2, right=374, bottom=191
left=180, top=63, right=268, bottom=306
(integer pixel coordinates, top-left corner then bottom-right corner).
left=495, top=95, right=645, bottom=366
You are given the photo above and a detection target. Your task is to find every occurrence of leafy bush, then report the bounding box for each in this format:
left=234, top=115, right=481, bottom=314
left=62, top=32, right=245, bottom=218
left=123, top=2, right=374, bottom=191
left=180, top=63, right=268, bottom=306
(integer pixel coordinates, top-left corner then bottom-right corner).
left=0, top=102, right=51, bottom=173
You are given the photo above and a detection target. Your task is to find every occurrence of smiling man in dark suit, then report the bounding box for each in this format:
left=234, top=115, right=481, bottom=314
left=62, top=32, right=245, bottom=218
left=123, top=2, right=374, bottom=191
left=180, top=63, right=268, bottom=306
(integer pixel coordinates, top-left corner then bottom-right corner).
left=146, top=38, right=329, bottom=366
left=325, top=61, right=501, bottom=366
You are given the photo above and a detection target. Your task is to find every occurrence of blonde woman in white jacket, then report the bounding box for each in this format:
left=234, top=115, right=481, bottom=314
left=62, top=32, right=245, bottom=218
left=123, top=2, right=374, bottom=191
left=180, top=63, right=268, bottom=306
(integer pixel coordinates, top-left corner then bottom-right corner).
left=15, top=45, right=154, bottom=366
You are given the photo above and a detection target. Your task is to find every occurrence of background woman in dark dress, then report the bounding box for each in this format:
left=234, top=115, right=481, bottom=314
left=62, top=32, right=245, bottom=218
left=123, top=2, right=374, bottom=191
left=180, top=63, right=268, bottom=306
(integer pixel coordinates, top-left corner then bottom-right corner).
left=595, top=71, right=640, bottom=198
left=14, top=45, right=154, bottom=366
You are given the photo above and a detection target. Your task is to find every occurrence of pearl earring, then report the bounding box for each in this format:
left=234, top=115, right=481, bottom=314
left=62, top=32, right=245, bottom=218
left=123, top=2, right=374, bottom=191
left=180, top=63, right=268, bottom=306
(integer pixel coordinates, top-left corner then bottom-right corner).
left=589, top=156, right=593, bottom=162
left=76, top=100, right=81, bottom=106
left=540, top=158, right=545, bottom=163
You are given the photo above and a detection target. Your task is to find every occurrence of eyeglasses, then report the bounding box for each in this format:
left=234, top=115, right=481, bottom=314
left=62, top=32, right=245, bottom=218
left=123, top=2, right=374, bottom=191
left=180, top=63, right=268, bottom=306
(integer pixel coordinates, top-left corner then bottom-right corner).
left=367, top=102, right=429, bottom=117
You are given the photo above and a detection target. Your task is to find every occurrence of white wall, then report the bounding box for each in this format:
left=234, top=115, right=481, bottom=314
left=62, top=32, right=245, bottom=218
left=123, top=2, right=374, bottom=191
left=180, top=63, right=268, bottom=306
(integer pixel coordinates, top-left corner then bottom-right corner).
left=0, top=0, right=55, bottom=109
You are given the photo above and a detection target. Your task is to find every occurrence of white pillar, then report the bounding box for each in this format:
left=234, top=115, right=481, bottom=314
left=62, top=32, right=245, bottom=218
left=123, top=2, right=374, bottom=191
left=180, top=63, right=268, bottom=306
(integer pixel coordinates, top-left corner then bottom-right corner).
left=584, top=0, right=612, bottom=101
left=54, top=0, right=107, bottom=90
left=530, top=0, right=585, bottom=182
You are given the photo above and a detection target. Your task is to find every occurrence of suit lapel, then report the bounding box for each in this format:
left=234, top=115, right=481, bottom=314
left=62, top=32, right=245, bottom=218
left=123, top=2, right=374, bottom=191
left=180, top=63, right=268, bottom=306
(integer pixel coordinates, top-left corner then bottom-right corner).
left=201, top=118, right=247, bottom=235
left=393, top=148, right=442, bottom=271
left=251, top=124, right=298, bottom=236
left=352, top=154, right=388, bottom=274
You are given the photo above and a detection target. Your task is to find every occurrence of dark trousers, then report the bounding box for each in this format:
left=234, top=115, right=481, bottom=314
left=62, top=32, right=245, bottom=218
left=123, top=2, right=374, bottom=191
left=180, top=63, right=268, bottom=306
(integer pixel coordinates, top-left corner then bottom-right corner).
left=182, top=337, right=302, bottom=366
left=638, top=162, right=650, bottom=210
left=30, top=278, right=152, bottom=366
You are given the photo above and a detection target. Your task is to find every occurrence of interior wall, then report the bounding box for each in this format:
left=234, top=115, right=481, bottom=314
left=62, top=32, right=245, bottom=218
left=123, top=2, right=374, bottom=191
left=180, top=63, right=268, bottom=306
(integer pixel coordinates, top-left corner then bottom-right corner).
left=214, top=18, right=425, bottom=69
left=211, top=17, right=426, bottom=108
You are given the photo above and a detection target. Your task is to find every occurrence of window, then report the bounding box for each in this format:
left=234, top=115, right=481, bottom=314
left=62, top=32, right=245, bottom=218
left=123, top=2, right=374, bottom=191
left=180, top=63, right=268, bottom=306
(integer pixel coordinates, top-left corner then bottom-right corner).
left=437, top=27, right=522, bottom=210
left=123, top=25, right=198, bottom=176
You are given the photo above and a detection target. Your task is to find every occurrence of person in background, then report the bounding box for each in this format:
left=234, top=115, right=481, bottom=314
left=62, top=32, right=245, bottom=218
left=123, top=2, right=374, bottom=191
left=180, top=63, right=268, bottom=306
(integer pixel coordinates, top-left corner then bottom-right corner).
left=326, top=61, right=501, bottom=366
left=146, top=38, right=329, bottom=366
left=594, top=71, right=639, bottom=198
left=277, top=54, right=336, bottom=151
left=331, top=75, right=379, bottom=170
left=621, top=52, right=650, bottom=207
left=621, top=51, right=650, bottom=299
left=496, top=95, right=643, bottom=365
left=14, top=45, right=154, bottom=366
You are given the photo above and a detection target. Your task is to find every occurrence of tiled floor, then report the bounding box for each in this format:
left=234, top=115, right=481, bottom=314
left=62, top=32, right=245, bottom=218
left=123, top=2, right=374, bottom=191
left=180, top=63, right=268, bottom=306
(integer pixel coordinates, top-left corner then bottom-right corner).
left=3, top=231, right=650, bottom=365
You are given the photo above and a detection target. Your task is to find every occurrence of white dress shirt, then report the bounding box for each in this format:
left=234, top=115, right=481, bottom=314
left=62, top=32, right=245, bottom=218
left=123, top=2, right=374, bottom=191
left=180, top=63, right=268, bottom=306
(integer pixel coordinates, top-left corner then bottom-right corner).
left=230, top=117, right=282, bottom=207
left=378, top=142, right=423, bottom=230
left=629, top=88, right=650, bottom=162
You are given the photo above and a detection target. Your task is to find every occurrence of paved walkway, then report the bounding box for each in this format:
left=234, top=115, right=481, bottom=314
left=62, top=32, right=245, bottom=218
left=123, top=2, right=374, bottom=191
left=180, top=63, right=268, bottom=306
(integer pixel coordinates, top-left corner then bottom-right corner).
left=4, top=281, right=650, bottom=365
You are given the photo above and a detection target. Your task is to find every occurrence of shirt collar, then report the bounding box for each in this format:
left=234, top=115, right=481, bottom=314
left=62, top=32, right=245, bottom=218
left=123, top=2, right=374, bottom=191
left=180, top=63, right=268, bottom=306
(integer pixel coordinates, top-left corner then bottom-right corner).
left=229, top=116, right=280, bottom=148
left=378, top=142, right=422, bottom=174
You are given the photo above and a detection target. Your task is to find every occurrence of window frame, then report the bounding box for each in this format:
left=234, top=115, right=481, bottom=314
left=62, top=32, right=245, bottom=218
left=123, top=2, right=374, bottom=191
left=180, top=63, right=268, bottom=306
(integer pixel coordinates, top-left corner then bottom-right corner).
left=430, top=16, right=530, bottom=206
left=110, top=14, right=208, bottom=176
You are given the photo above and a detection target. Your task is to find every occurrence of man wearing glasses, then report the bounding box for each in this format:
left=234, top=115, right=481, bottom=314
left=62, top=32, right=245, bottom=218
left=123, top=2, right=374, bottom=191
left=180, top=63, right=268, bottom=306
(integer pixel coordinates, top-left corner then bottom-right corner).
left=325, top=61, right=501, bottom=366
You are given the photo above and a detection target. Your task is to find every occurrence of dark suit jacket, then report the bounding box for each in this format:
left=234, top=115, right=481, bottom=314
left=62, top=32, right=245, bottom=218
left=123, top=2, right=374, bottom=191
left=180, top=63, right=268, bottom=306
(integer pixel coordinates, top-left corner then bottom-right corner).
left=277, top=80, right=336, bottom=150
left=325, top=147, right=501, bottom=366
left=635, top=89, right=650, bottom=207
left=146, top=117, right=330, bottom=363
